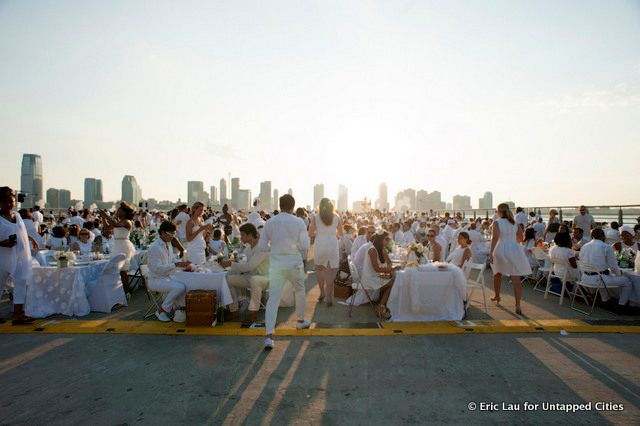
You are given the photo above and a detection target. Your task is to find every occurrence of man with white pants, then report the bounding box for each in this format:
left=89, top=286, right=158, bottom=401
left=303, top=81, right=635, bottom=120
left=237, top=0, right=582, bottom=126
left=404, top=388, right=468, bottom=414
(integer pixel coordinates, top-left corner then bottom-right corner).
left=147, top=221, right=192, bottom=322
left=257, top=194, right=311, bottom=349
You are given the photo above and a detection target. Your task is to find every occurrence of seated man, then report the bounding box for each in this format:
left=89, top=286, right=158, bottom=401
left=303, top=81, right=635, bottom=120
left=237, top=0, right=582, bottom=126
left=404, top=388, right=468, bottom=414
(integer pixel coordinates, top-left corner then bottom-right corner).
left=571, top=227, right=589, bottom=251
left=221, top=223, right=269, bottom=324
left=147, top=221, right=192, bottom=322
left=399, top=221, right=415, bottom=246
left=579, top=228, right=633, bottom=310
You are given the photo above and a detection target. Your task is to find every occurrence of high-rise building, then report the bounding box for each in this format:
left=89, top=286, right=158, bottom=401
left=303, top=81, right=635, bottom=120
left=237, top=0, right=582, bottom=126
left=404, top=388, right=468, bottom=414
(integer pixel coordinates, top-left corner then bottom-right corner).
left=376, top=183, right=389, bottom=211
left=46, top=188, right=59, bottom=209
left=237, top=189, right=252, bottom=210
left=210, top=185, right=218, bottom=206
left=337, top=184, right=348, bottom=212
left=230, top=177, right=240, bottom=208
left=273, top=189, right=279, bottom=210
left=59, top=189, right=71, bottom=209
left=219, top=178, right=227, bottom=205
left=259, top=181, right=273, bottom=211
left=187, top=181, right=205, bottom=205
left=313, top=184, right=324, bottom=210
left=20, top=154, right=43, bottom=208
left=287, top=188, right=293, bottom=195
left=479, top=191, right=493, bottom=210
left=452, top=195, right=472, bottom=210
left=122, top=175, right=142, bottom=206
left=84, top=178, right=103, bottom=206
left=416, top=190, right=429, bottom=211
left=394, top=189, right=416, bottom=212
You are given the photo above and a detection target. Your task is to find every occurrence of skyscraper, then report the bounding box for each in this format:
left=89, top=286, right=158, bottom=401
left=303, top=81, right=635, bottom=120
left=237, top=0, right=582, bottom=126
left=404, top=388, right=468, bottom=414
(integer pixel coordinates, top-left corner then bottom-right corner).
left=187, top=181, right=205, bottom=205
left=231, top=177, right=240, bottom=209
left=479, top=191, right=493, bottom=210
left=84, top=178, right=103, bottom=206
left=237, top=189, right=252, bottom=210
left=337, top=184, right=348, bottom=212
left=376, top=183, right=389, bottom=211
left=273, top=189, right=279, bottom=210
left=20, top=154, right=43, bottom=208
left=210, top=185, right=218, bottom=205
left=452, top=195, right=472, bottom=210
left=59, top=189, right=71, bottom=209
left=313, top=184, right=324, bottom=210
left=46, top=188, right=59, bottom=209
left=219, top=178, right=227, bottom=205
left=287, top=188, right=293, bottom=195
left=259, top=181, right=273, bottom=211
left=394, top=189, right=416, bottom=212
left=122, top=175, right=142, bottom=206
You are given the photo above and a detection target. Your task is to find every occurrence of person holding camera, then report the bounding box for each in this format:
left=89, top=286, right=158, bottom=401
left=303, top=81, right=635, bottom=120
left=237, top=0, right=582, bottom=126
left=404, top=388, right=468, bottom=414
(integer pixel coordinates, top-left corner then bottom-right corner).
left=0, top=186, right=39, bottom=324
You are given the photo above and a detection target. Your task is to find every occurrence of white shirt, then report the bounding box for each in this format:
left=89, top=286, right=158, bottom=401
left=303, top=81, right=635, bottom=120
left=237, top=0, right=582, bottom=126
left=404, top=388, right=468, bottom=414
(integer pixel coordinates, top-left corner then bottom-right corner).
left=400, top=230, right=415, bottom=245
left=353, top=242, right=373, bottom=275
left=393, top=230, right=404, bottom=244
left=174, top=212, right=190, bottom=240
left=147, top=238, right=177, bottom=280
left=257, top=212, right=309, bottom=269
left=229, top=244, right=269, bottom=276
left=579, top=239, right=619, bottom=274
left=32, top=210, right=44, bottom=225
left=604, top=228, right=620, bottom=244
left=350, top=235, right=367, bottom=260
left=573, top=214, right=595, bottom=235
left=515, top=212, right=528, bottom=230
left=533, top=222, right=545, bottom=240
left=70, top=216, right=84, bottom=227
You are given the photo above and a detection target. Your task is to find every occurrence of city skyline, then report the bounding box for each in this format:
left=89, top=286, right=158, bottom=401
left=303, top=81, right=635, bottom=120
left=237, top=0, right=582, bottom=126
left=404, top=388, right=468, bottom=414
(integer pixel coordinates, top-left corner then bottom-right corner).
left=1, top=2, right=639, bottom=208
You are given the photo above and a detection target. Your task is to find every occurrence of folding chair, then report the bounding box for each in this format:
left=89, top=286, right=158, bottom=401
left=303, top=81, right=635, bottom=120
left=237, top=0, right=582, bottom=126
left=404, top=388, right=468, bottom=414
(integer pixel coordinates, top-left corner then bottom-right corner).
left=532, top=248, right=551, bottom=292
left=128, top=252, right=147, bottom=293
left=462, top=261, right=488, bottom=313
left=544, top=257, right=576, bottom=305
left=571, top=262, right=622, bottom=315
left=139, top=265, right=163, bottom=319
left=347, top=256, right=382, bottom=320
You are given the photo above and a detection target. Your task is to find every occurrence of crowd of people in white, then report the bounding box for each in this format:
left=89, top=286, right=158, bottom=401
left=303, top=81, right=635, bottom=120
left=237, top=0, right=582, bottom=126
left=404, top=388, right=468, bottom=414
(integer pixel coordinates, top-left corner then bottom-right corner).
left=1, top=184, right=639, bottom=343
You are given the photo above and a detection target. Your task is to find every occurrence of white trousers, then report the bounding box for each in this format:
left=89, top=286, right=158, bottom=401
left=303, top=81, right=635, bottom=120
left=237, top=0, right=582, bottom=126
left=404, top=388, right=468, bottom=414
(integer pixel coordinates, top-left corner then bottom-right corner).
left=265, top=264, right=306, bottom=335
left=0, top=271, right=26, bottom=304
left=227, top=274, right=269, bottom=312
left=148, top=278, right=186, bottom=312
left=600, top=274, right=633, bottom=305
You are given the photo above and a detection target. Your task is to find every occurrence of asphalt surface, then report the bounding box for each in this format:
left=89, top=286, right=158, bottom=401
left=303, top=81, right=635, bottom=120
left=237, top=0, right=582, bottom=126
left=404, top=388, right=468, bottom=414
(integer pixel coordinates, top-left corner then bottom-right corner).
left=1, top=333, right=638, bottom=425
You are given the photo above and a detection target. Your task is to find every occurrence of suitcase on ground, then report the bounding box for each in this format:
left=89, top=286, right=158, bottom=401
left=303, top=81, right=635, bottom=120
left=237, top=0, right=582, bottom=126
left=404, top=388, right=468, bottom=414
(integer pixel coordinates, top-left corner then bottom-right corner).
left=186, top=290, right=217, bottom=326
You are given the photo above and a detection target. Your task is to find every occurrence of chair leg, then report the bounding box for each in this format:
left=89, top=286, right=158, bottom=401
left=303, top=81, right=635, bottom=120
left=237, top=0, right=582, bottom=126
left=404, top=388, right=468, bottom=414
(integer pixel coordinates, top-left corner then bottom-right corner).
left=481, top=284, right=488, bottom=313
left=559, top=281, right=567, bottom=305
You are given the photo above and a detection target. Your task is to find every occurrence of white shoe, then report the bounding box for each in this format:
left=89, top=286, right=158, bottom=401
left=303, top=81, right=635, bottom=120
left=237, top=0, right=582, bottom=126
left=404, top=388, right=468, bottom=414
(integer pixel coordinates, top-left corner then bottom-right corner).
left=296, top=320, right=311, bottom=330
left=264, top=337, right=274, bottom=350
left=173, top=310, right=186, bottom=323
left=155, top=310, right=171, bottom=322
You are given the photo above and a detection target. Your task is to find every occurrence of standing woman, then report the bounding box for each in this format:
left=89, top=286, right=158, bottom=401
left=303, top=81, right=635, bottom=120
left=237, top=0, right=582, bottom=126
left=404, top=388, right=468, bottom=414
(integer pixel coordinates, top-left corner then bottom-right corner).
left=0, top=187, right=39, bottom=324
left=308, top=198, right=342, bottom=306
left=98, top=202, right=136, bottom=295
left=489, top=203, right=532, bottom=315
left=185, top=202, right=212, bottom=265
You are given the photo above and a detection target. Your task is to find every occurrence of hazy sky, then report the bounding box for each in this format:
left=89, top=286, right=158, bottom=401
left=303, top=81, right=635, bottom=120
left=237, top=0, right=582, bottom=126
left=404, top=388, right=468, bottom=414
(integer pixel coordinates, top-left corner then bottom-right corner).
left=1, top=0, right=639, bottom=208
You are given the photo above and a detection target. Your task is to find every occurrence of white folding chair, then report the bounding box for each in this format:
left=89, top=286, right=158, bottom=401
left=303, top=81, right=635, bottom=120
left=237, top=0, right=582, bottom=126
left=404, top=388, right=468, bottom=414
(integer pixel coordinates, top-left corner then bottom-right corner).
left=140, top=265, right=164, bottom=319
left=544, top=257, right=576, bottom=305
left=571, top=261, right=622, bottom=315
left=462, top=261, right=488, bottom=313
left=88, top=254, right=128, bottom=313
left=532, top=248, right=551, bottom=292
left=347, top=255, right=381, bottom=319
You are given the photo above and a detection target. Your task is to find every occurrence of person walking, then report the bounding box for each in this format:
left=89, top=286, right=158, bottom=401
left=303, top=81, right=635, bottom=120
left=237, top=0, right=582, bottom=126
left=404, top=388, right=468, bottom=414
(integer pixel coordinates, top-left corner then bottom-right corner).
left=489, top=203, right=532, bottom=315
left=258, top=194, right=311, bottom=349
left=308, top=198, right=342, bottom=306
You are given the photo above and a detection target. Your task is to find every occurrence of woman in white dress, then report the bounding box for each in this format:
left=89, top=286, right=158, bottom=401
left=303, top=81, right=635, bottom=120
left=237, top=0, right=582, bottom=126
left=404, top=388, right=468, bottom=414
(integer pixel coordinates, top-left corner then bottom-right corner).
left=98, top=202, right=137, bottom=295
left=362, top=231, right=395, bottom=319
left=447, top=232, right=472, bottom=268
left=19, top=209, right=42, bottom=252
left=308, top=198, right=342, bottom=306
left=0, top=187, right=39, bottom=324
left=549, top=232, right=580, bottom=282
left=71, top=229, right=94, bottom=255
left=185, top=202, right=213, bottom=265
left=426, top=229, right=444, bottom=262
left=489, top=203, right=532, bottom=315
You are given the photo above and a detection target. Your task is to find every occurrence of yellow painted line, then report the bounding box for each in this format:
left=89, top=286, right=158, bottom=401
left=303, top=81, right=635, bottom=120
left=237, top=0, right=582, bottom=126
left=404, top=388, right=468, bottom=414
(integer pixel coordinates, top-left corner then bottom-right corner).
left=0, top=319, right=638, bottom=337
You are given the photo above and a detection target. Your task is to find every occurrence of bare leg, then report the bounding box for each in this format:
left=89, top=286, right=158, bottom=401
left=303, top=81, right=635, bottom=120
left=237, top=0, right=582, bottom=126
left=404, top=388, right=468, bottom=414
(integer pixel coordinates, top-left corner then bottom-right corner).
left=325, top=266, right=334, bottom=305
left=492, top=273, right=502, bottom=303
left=512, top=276, right=523, bottom=313
left=378, top=278, right=395, bottom=307
left=316, top=266, right=325, bottom=301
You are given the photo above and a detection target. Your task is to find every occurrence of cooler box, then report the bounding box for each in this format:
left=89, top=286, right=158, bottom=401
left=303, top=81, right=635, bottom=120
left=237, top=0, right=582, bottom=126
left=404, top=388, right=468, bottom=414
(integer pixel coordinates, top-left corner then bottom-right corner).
left=186, top=290, right=217, bottom=327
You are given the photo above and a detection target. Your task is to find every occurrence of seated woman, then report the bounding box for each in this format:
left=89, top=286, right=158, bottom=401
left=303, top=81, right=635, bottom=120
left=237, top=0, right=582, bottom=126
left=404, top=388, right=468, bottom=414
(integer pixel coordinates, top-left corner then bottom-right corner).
left=362, top=231, right=395, bottom=320
left=549, top=231, right=580, bottom=282
left=47, top=226, right=68, bottom=250
left=426, top=229, right=444, bottom=262
left=522, top=227, right=540, bottom=268
left=447, top=231, right=472, bottom=268
left=72, top=229, right=94, bottom=255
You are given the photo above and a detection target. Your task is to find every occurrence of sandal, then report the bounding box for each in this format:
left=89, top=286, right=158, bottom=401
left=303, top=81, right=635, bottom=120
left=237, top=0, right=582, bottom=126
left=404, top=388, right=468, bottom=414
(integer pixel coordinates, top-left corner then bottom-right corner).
left=491, top=296, right=501, bottom=304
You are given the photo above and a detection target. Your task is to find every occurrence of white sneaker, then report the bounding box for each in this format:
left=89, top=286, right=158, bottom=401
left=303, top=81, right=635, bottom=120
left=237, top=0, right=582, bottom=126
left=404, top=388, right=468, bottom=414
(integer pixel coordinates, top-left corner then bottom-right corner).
left=173, top=310, right=186, bottom=323
left=296, top=320, right=311, bottom=330
left=155, top=310, right=171, bottom=322
left=264, top=337, right=274, bottom=350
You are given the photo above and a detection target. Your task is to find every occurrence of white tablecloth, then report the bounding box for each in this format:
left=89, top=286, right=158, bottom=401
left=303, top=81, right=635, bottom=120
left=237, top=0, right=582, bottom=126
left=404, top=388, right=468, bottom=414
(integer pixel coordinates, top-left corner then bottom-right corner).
left=25, top=261, right=110, bottom=318
left=387, top=264, right=467, bottom=321
left=622, top=270, right=640, bottom=307
left=173, top=270, right=233, bottom=306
